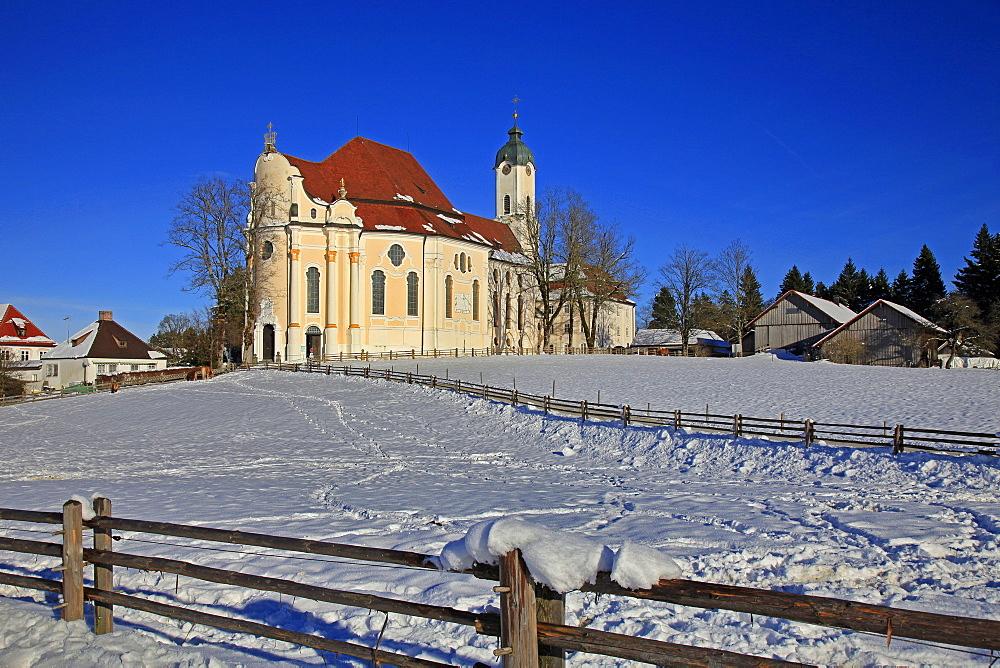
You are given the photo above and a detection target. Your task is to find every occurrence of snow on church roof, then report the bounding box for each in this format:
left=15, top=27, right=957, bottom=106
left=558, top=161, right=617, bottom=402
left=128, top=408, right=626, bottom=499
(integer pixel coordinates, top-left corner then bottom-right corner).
left=281, top=137, right=522, bottom=253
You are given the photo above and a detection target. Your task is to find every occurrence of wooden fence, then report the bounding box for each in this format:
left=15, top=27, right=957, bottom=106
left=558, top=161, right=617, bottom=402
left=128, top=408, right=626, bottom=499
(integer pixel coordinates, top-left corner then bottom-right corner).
left=2, top=500, right=999, bottom=667
left=258, top=362, right=999, bottom=457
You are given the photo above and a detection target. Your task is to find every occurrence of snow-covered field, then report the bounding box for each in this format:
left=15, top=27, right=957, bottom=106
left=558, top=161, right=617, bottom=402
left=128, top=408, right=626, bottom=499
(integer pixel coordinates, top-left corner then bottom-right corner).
left=1, top=355, right=998, bottom=666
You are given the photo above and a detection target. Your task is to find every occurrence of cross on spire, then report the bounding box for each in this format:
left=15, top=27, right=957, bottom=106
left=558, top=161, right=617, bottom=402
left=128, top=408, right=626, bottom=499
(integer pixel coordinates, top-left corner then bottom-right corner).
left=512, top=96, right=520, bottom=120
left=264, top=122, right=277, bottom=152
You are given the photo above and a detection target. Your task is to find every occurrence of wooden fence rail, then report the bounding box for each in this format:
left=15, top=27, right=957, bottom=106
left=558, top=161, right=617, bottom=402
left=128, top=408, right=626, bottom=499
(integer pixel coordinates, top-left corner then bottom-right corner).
left=3, top=501, right=1000, bottom=667
left=258, top=362, right=999, bottom=456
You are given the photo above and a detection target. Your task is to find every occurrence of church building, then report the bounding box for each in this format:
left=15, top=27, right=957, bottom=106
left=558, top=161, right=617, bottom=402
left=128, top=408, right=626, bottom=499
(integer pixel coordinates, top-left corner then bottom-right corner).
left=250, top=121, right=634, bottom=362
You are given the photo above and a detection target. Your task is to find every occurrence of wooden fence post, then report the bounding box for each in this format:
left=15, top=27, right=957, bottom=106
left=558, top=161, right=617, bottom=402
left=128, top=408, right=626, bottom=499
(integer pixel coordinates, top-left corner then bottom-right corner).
left=804, top=419, right=815, bottom=446
left=622, top=404, right=631, bottom=427
left=674, top=409, right=681, bottom=430
left=60, top=499, right=84, bottom=622
left=581, top=400, right=588, bottom=422
left=893, top=424, right=905, bottom=454
left=496, top=550, right=539, bottom=668
left=733, top=414, right=742, bottom=438
left=543, top=396, right=549, bottom=415
left=535, top=583, right=565, bottom=668
left=92, top=496, right=113, bottom=634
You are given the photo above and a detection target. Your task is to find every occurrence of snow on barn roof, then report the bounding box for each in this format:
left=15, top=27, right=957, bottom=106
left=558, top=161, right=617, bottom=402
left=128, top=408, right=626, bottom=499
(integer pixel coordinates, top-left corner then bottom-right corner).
left=746, top=290, right=856, bottom=328
left=0, top=304, right=57, bottom=347
left=280, top=137, right=522, bottom=253
left=813, top=299, right=947, bottom=347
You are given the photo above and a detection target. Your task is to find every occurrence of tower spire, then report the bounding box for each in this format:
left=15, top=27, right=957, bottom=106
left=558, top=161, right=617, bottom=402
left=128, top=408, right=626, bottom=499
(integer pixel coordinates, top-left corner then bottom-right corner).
left=264, top=122, right=277, bottom=153
left=512, top=95, right=520, bottom=121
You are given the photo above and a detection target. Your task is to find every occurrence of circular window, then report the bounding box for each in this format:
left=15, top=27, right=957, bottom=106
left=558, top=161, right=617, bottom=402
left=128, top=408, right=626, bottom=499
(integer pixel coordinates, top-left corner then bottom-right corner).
left=502, top=164, right=511, bottom=175
left=261, top=240, right=274, bottom=260
left=388, top=244, right=405, bottom=267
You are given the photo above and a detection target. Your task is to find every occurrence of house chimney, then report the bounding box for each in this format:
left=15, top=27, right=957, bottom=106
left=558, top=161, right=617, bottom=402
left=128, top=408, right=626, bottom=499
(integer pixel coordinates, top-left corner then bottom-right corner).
left=99, top=311, right=113, bottom=321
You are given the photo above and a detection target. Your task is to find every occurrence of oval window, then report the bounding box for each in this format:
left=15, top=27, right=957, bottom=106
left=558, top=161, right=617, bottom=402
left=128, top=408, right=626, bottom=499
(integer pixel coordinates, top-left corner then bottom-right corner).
left=310, top=208, right=317, bottom=219
left=388, top=244, right=405, bottom=267
left=261, top=240, right=274, bottom=260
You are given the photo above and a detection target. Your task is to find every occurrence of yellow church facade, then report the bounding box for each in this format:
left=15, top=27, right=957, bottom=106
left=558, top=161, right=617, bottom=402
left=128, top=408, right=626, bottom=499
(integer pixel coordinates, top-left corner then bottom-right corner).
left=251, top=126, right=538, bottom=362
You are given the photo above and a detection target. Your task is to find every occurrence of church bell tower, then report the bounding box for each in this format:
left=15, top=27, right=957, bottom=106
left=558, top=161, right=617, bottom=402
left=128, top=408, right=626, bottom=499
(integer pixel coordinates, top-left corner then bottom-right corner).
left=494, top=111, right=536, bottom=247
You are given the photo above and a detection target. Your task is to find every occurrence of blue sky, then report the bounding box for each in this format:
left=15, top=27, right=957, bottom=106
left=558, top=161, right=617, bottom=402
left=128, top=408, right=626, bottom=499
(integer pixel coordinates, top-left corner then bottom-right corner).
left=5, top=1, right=998, bottom=339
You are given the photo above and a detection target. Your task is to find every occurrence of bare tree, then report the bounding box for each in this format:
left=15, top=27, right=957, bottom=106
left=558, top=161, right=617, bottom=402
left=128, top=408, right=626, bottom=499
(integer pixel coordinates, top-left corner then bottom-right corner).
left=574, top=221, right=646, bottom=348
left=521, top=186, right=598, bottom=349
left=165, top=176, right=279, bottom=363
left=933, top=292, right=997, bottom=368
left=658, top=245, right=716, bottom=355
left=0, top=351, right=27, bottom=397
left=715, top=239, right=762, bottom=343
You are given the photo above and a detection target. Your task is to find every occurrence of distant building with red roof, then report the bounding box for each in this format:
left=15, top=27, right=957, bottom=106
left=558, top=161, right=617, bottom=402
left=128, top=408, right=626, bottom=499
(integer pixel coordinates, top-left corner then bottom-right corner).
left=0, top=304, right=57, bottom=361
left=249, top=121, right=631, bottom=361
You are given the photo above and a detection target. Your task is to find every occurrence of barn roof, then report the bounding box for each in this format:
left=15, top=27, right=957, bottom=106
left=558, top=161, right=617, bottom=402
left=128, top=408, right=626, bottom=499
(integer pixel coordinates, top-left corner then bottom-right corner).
left=0, top=304, right=57, bottom=347
left=813, top=299, right=947, bottom=347
left=46, top=314, right=166, bottom=361
left=281, top=137, right=522, bottom=253
left=746, top=290, right=856, bottom=328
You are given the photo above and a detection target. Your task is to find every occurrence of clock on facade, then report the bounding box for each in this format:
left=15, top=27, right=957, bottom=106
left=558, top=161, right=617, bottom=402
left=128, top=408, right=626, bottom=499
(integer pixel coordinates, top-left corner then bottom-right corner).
left=502, top=164, right=511, bottom=175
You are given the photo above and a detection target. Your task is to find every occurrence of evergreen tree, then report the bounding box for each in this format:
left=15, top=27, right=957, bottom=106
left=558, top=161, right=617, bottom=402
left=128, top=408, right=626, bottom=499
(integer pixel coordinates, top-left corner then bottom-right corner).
left=891, top=270, right=911, bottom=306
left=737, top=265, right=765, bottom=333
left=802, top=272, right=815, bottom=295
left=778, top=265, right=808, bottom=298
left=909, top=245, right=947, bottom=316
left=870, top=269, right=892, bottom=303
left=953, top=223, right=1000, bottom=316
left=828, top=259, right=867, bottom=311
left=647, top=286, right=679, bottom=329
left=815, top=281, right=831, bottom=301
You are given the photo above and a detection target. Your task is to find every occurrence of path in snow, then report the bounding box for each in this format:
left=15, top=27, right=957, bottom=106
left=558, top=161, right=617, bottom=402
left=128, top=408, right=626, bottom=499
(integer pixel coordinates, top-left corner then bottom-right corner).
left=0, top=365, right=998, bottom=666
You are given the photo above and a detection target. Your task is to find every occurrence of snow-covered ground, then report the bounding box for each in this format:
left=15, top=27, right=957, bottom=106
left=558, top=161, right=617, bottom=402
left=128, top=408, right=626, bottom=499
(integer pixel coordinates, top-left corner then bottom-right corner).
left=1, top=355, right=998, bottom=666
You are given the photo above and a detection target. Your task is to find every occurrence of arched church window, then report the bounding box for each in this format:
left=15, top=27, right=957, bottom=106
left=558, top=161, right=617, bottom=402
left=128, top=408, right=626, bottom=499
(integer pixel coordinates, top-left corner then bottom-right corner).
left=372, top=270, right=386, bottom=315
left=289, top=203, right=299, bottom=218
left=407, top=272, right=419, bottom=316
left=525, top=195, right=531, bottom=214
left=388, top=244, right=405, bottom=267
left=472, top=280, right=480, bottom=321
left=460, top=253, right=466, bottom=272
left=503, top=194, right=511, bottom=215
left=445, top=276, right=453, bottom=319
left=261, top=240, right=274, bottom=260
left=505, top=294, right=512, bottom=330
left=306, top=267, right=320, bottom=313
left=517, top=295, right=524, bottom=331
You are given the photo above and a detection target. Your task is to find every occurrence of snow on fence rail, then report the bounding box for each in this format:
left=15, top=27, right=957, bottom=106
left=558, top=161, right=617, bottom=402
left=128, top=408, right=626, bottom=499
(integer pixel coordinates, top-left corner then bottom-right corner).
left=258, top=361, right=1000, bottom=457
left=2, top=500, right=1000, bottom=667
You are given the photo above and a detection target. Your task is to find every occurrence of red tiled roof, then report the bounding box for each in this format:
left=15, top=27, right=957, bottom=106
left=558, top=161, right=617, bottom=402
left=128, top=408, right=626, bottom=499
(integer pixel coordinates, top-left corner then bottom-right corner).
left=0, top=304, right=56, bottom=346
left=282, top=138, right=521, bottom=253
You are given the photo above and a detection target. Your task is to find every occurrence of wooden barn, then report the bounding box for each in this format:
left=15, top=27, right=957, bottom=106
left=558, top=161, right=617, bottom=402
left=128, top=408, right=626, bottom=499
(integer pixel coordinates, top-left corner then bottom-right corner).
left=742, top=291, right=856, bottom=356
left=813, top=299, right=945, bottom=367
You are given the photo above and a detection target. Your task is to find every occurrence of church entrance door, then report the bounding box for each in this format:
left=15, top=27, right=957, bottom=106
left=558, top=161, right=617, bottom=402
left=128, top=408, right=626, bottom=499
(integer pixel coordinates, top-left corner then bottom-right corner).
left=262, top=325, right=275, bottom=361
left=305, top=326, right=322, bottom=360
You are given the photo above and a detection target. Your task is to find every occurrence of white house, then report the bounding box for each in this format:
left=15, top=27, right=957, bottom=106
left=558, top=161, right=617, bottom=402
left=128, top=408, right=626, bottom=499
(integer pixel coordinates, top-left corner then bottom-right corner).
left=42, top=311, right=167, bottom=389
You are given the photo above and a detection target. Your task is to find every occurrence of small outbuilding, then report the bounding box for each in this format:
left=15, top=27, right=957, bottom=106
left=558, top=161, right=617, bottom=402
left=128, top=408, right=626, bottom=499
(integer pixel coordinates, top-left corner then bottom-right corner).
left=631, top=329, right=731, bottom=356
left=813, top=299, right=945, bottom=367
left=41, top=311, right=167, bottom=389
left=742, top=291, right=856, bottom=356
